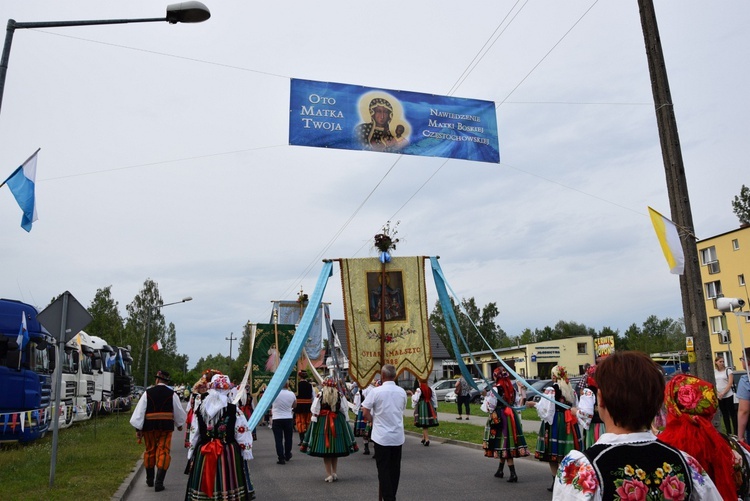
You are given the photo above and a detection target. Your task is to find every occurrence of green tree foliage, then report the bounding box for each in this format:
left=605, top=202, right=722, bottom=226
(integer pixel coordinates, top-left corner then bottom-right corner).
left=86, top=286, right=124, bottom=346
left=192, top=353, right=233, bottom=380
left=732, top=184, right=750, bottom=225
left=429, top=297, right=508, bottom=354
left=121, top=279, right=192, bottom=386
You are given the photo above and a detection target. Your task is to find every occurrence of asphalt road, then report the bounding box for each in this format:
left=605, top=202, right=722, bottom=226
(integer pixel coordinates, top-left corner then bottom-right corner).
left=121, top=406, right=556, bottom=501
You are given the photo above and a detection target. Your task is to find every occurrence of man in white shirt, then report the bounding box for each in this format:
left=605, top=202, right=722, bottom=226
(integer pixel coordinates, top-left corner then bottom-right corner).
left=362, top=364, right=407, bottom=501
left=271, top=381, right=297, bottom=464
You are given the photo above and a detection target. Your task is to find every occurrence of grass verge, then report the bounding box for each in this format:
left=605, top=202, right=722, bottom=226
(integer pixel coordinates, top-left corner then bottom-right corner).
left=0, top=411, right=142, bottom=501
left=403, top=416, right=539, bottom=455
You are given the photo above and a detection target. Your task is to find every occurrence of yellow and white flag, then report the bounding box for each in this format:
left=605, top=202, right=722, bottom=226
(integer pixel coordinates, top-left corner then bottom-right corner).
left=340, top=256, right=432, bottom=386
left=648, top=207, right=684, bottom=275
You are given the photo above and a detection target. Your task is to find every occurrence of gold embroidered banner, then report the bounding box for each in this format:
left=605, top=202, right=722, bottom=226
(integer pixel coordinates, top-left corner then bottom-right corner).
left=340, top=256, right=432, bottom=386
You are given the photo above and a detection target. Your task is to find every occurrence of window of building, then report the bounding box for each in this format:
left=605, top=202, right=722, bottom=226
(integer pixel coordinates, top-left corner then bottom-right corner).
left=700, top=246, right=720, bottom=273
left=577, top=342, right=587, bottom=354
left=740, top=274, right=746, bottom=287
left=710, top=316, right=724, bottom=333
left=705, top=281, right=722, bottom=299
left=733, top=239, right=740, bottom=251
left=700, top=246, right=717, bottom=265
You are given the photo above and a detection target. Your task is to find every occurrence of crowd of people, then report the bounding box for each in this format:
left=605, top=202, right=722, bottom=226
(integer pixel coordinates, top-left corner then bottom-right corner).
left=129, top=352, right=750, bottom=500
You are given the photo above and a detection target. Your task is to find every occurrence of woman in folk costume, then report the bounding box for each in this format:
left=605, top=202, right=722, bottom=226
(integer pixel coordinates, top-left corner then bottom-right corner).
left=186, top=374, right=255, bottom=501
left=528, top=364, right=581, bottom=492
left=658, top=374, right=750, bottom=501
left=482, top=367, right=529, bottom=482
left=412, top=378, right=439, bottom=446
left=575, top=364, right=605, bottom=449
left=301, top=377, right=359, bottom=482
left=184, top=369, right=222, bottom=450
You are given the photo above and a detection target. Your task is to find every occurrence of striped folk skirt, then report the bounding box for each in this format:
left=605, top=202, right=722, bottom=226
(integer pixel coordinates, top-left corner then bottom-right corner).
left=413, top=400, right=439, bottom=428
left=185, top=439, right=254, bottom=500
left=300, top=410, right=359, bottom=457
left=482, top=407, right=529, bottom=459
left=583, top=422, right=606, bottom=449
left=354, top=409, right=369, bottom=438
left=534, top=409, right=582, bottom=463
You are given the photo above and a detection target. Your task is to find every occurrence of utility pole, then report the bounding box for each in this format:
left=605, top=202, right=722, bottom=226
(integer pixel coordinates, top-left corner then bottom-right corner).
left=226, top=332, right=237, bottom=361
left=637, top=0, right=712, bottom=383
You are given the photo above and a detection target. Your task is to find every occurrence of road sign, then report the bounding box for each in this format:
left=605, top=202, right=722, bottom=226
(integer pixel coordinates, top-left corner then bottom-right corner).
left=37, top=291, right=92, bottom=343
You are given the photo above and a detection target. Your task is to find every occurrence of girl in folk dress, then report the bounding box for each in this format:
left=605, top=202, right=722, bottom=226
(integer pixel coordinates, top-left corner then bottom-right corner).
left=186, top=374, right=255, bottom=501
left=412, top=379, right=439, bottom=446
left=301, top=378, right=359, bottom=482
left=575, top=364, right=605, bottom=449
left=353, top=383, right=373, bottom=455
left=482, top=367, right=529, bottom=482
left=528, top=364, right=581, bottom=491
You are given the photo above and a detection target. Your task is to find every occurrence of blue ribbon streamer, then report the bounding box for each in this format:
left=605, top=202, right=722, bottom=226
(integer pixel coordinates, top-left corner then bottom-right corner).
left=430, top=257, right=567, bottom=410
left=247, top=261, right=334, bottom=430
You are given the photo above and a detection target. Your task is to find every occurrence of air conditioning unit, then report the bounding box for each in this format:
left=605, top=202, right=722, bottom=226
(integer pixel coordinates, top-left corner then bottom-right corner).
left=708, top=261, right=721, bottom=274
left=719, top=330, right=731, bottom=344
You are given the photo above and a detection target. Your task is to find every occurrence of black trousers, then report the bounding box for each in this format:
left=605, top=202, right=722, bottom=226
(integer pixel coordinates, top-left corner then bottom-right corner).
left=718, top=396, right=738, bottom=435
left=374, top=442, right=402, bottom=501
left=457, top=394, right=471, bottom=416
left=272, top=418, right=294, bottom=461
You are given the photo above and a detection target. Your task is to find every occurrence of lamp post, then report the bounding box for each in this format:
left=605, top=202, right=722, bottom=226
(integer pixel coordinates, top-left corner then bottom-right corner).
left=144, top=296, right=192, bottom=387
left=0, top=1, right=210, bottom=118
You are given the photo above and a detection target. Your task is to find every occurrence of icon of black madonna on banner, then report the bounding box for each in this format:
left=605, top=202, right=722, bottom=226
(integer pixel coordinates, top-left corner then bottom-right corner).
left=368, top=271, right=406, bottom=322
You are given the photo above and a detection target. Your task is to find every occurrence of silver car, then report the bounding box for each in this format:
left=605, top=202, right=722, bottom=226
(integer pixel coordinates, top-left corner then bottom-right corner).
left=431, top=379, right=459, bottom=401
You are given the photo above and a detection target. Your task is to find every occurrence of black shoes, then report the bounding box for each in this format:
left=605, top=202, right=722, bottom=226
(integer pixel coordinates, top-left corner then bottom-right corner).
left=494, top=463, right=504, bottom=478
left=277, top=459, right=285, bottom=465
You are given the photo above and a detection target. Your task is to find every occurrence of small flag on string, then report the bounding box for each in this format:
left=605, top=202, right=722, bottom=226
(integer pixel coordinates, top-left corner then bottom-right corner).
left=151, top=339, right=163, bottom=351
left=648, top=206, right=685, bottom=275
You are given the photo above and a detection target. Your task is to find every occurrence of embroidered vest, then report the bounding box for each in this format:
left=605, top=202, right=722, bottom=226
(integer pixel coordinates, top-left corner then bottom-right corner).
left=143, top=385, right=176, bottom=432
left=197, top=403, right=237, bottom=444
left=583, top=441, right=693, bottom=500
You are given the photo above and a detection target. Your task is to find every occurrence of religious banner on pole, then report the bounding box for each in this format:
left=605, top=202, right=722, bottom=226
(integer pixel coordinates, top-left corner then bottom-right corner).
left=251, top=323, right=298, bottom=396
left=289, top=78, right=500, bottom=163
left=340, top=256, right=432, bottom=386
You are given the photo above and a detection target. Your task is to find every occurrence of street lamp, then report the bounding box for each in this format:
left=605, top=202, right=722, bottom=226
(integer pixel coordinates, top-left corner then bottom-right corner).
left=0, top=1, right=210, bottom=118
left=144, top=296, right=193, bottom=387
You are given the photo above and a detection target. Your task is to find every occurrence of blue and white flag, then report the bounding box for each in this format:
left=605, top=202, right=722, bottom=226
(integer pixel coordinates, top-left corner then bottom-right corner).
left=16, top=312, right=29, bottom=350
left=2, top=149, right=40, bottom=232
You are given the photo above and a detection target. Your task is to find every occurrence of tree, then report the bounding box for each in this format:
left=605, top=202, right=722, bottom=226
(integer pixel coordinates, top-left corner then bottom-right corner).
left=429, top=297, right=506, bottom=355
left=732, top=184, right=750, bottom=225
left=87, top=286, right=125, bottom=346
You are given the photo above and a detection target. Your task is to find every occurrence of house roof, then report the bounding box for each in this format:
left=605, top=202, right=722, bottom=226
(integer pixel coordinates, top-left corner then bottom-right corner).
left=331, top=319, right=451, bottom=360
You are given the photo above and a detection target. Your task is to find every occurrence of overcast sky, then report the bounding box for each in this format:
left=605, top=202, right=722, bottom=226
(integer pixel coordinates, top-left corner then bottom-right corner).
left=1, top=1, right=747, bottom=368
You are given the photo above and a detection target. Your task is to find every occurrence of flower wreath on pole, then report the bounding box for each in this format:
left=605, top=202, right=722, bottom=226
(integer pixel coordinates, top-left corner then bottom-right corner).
left=374, top=220, right=400, bottom=263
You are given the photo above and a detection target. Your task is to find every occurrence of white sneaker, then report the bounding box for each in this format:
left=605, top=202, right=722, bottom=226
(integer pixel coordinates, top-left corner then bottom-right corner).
left=325, top=476, right=333, bottom=483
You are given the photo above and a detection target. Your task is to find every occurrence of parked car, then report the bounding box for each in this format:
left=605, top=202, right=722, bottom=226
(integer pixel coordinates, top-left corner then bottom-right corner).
left=431, top=379, right=459, bottom=401
left=444, top=379, right=484, bottom=404
left=529, top=379, right=553, bottom=403
left=133, top=385, right=145, bottom=398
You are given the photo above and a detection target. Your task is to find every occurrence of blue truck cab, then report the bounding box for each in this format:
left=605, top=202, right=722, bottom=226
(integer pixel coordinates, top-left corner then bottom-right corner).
left=0, top=298, right=54, bottom=443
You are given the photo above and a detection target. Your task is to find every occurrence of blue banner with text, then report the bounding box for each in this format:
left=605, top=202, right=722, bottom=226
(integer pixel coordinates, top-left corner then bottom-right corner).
left=289, top=79, right=500, bottom=163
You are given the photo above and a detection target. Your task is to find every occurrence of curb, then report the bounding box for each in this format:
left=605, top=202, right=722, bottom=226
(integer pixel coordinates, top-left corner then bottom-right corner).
left=111, top=459, right=142, bottom=501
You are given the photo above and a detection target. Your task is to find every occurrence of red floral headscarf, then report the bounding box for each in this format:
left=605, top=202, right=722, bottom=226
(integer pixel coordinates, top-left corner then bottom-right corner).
left=659, top=374, right=735, bottom=500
